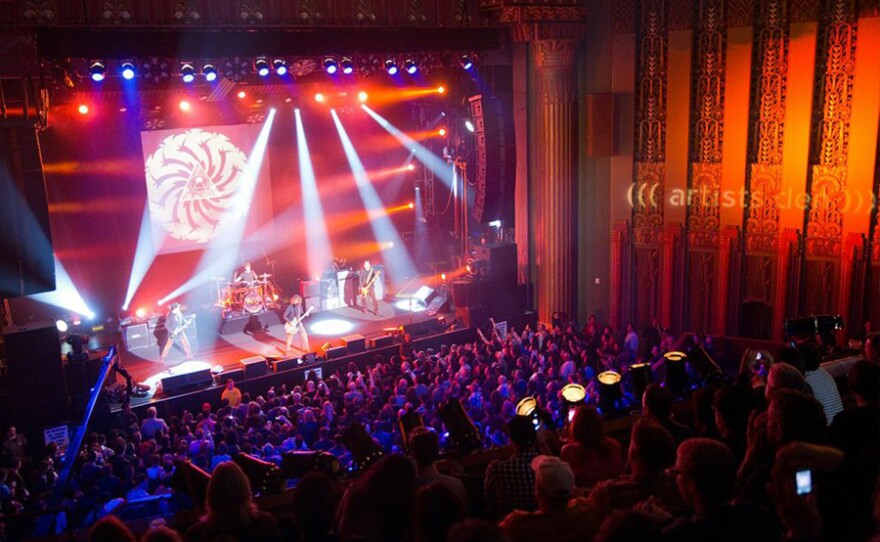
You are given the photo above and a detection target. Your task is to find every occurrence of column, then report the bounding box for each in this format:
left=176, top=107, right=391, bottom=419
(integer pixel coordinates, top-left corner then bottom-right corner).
left=531, top=36, right=580, bottom=322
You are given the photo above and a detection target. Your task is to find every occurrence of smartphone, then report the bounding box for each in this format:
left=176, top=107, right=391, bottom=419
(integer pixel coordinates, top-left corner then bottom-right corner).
left=795, top=469, right=812, bottom=495
left=567, top=409, right=576, bottom=423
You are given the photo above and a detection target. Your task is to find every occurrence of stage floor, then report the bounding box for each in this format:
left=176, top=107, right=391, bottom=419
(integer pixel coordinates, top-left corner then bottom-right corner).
left=119, top=299, right=446, bottom=396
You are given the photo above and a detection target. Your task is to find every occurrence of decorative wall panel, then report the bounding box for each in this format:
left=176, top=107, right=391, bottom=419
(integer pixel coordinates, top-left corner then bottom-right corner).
left=744, top=0, right=789, bottom=255
left=804, top=0, right=858, bottom=259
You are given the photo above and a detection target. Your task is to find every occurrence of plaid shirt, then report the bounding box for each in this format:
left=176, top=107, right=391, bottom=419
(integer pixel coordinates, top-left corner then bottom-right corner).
left=484, top=449, right=539, bottom=520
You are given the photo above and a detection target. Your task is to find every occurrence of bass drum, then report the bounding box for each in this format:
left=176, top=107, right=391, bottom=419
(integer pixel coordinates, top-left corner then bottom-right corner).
left=243, top=292, right=264, bottom=313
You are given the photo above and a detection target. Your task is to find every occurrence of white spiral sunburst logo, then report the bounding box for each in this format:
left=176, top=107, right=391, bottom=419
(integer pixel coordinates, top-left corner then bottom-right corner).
left=145, top=129, right=249, bottom=243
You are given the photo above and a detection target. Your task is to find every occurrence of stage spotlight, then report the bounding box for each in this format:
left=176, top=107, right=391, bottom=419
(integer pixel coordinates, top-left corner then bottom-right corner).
left=438, top=128, right=447, bottom=136
left=315, top=92, right=326, bottom=103
left=89, top=61, right=106, bottom=82
left=179, top=100, right=191, bottom=112
left=135, top=307, right=147, bottom=319
left=407, top=163, right=415, bottom=171
left=385, top=59, right=398, bottom=75
left=597, top=371, right=623, bottom=414
left=273, top=59, right=287, bottom=76
left=341, top=57, right=354, bottom=74
left=386, top=241, right=395, bottom=249
left=405, top=59, right=418, bottom=74
left=120, top=62, right=135, bottom=80
left=438, top=400, right=482, bottom=454
left=55, top=319, right=69, bottom=333
left=460, top=55, right=474, bottom=70
left=281, top=451, right=339, bottom=479
left=232, top=453, right=286, bottom=496
left=237, top=90, right=247, bottom=99
left=343, top=423, right=384, bottom=472
left=203, top=63, right=218, bottom=82
left=323, top=57, right=338, bottom=74
left=255, top=58, right=270, bottom=77
left=437, top=86, right=445, bottom=94
left=630, top=362, right=653, bottom=403
left=516, top=397, right=538, bottom=417
left=357, top=91, right=368, bottom=103
left=77, top=104, right=89, bottom=115
left=663, top=351, right=689, bottom=397
left=465, top=120, right=475, bottom=133
left=180, top=62, right=195, bottom=83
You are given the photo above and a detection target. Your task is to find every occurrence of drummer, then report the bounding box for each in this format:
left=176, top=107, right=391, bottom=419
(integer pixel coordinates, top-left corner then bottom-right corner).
left=234, top=262, right=259, bottom=285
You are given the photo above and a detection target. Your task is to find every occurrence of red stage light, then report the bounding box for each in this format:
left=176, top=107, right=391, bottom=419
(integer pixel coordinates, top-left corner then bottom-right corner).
left=315, top=93, right=326, bottom=103
left=407, top=164, right=415, bottom=171
left=438, top=128, right=447, bottom=136
left=179, top=100, right=191, bottom=112
left=237, top=90, right=247, bottom=99
left=408, top=202, right=414, bottom=209
left=135, top=307, right=147, bottom=318
left=441, top=273, right=447, bottom=281
left=437, top=86, right=445, bottom=94
left=358, top=91, right=368, bottom=103
left=78, top=104, right=89, bottom=115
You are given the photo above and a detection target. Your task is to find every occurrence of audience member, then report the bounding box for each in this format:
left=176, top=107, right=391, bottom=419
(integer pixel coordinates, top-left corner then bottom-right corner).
left=800, top=346, right=844, bottom=424
left=140, top=407, right=169, bottom=440
left=409, top=427, right=468, bottom=506
left=484, top=416, right=539, bottom=520
left=292, top=472, right=338, bottom=542
left=498, top=455, right=599, bottom=542
left=642, top=385, right=694, bottom=444
left=185, top=461, right=281, bottom=542
left=662, top=438, right=780, bottom=542
left=337, top=454, right=416, bottom=541
left=586, top=419, right=681, bottom=516
left=560, top=406, right=624, bottom=488
left=88, top=515, right=137, bottom=542
left=415, top=481, right=466, bottom=542
left=221, top=378, right=243, bottom=408
left=829, top=360, right=880, bottom=474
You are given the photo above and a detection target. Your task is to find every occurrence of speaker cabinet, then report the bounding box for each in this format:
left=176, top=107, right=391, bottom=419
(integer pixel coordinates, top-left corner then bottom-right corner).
left=300, top=280, right=322, bottom=299
left=370, top=335, right=395, bottom=349
left=239, top=355, right=268, bottom=378
left=455, top=306, right=490, bottom=328
left=123, top=323, right=151, bottom=351
left=0, top=127, right=55, bottom=297
left=322, top=345, right=348, bottom=359
left=272, top=358, right=299, bottom=372
left=161, top=369, right=213, bottom=396
left=468, top=95, right=515, bottom=224
left=474, top=243, right=517, bottom=285
left=341, top=334, right=366, bottom=353
left=2, top=321, right=68, bottom=429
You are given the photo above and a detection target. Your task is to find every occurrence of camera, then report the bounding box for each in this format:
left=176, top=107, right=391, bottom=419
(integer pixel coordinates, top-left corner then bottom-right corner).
left=795, top=469, right=812, bottom=495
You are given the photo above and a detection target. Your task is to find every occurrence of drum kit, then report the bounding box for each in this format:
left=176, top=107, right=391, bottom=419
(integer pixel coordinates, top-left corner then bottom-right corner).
left=214, top=273, right=281, bottom=315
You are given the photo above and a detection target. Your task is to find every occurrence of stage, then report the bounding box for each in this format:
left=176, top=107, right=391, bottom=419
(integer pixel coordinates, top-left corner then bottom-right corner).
left=117, top=298, right=450, bottom=400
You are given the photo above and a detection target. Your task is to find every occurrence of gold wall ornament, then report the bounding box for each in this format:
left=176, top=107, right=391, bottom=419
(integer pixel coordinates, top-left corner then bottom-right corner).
left=744, top=0, right=790, bottom=255
left=804, top=0, right=858, bottom=259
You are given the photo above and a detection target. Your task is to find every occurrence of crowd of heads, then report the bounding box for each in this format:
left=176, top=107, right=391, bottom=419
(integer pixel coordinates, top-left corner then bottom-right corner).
left=0, top=316, right=878, bottom=541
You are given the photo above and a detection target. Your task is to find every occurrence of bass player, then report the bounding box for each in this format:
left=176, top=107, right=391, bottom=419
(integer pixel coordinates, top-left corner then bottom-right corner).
left=283, top=295, right=312, bottom=356
left=160, top=303, right=194, bottom=362
left=359, top=260, right=381, bottom=315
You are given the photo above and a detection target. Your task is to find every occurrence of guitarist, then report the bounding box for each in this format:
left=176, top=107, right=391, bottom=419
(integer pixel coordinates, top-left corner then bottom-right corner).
left=359, top=260, right=380, bottom=315
left=160, top=303, right=193, bottom=362
left=284, top=295, right=311, bottom=356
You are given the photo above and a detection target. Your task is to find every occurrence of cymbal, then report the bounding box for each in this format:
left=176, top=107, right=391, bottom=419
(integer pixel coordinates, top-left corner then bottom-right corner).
left=258, top=273, right=272, bottom=278
left=212, top=277, right=228, bottom=282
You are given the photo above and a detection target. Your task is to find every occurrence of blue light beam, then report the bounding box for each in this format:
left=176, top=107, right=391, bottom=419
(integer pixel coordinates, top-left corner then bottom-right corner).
left=295, top=109, right=333, bottom=279
left=330, top=109, right=417, bottom=288
left=361, top=105, right=455, bottom=189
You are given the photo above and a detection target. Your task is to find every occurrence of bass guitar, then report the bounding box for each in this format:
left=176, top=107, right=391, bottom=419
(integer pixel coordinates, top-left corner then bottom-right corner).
left=284, top=305, right=316, bottom=335
left=360, top=269, right=381, bottom=297
left=170, top=315, right=197, bottom=340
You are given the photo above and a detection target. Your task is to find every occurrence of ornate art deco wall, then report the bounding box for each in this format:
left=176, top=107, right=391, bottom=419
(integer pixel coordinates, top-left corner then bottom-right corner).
left=607, top=0, right=880, bottom=339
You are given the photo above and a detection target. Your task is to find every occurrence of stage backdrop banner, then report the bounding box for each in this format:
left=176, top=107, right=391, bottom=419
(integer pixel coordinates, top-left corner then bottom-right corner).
left=141, top=124, right=272, bottom=254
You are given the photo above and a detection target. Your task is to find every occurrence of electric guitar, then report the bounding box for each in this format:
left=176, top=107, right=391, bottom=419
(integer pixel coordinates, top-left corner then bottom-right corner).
left=170, top=315, right=197, bottom=340
left=284, top=305, right=316, bottom=335
left=360, top=269, right=381, bottom=297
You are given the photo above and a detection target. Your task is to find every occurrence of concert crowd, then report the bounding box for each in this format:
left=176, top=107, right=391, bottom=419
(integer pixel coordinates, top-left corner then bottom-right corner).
left=1, top=316, right=879, bottom=541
